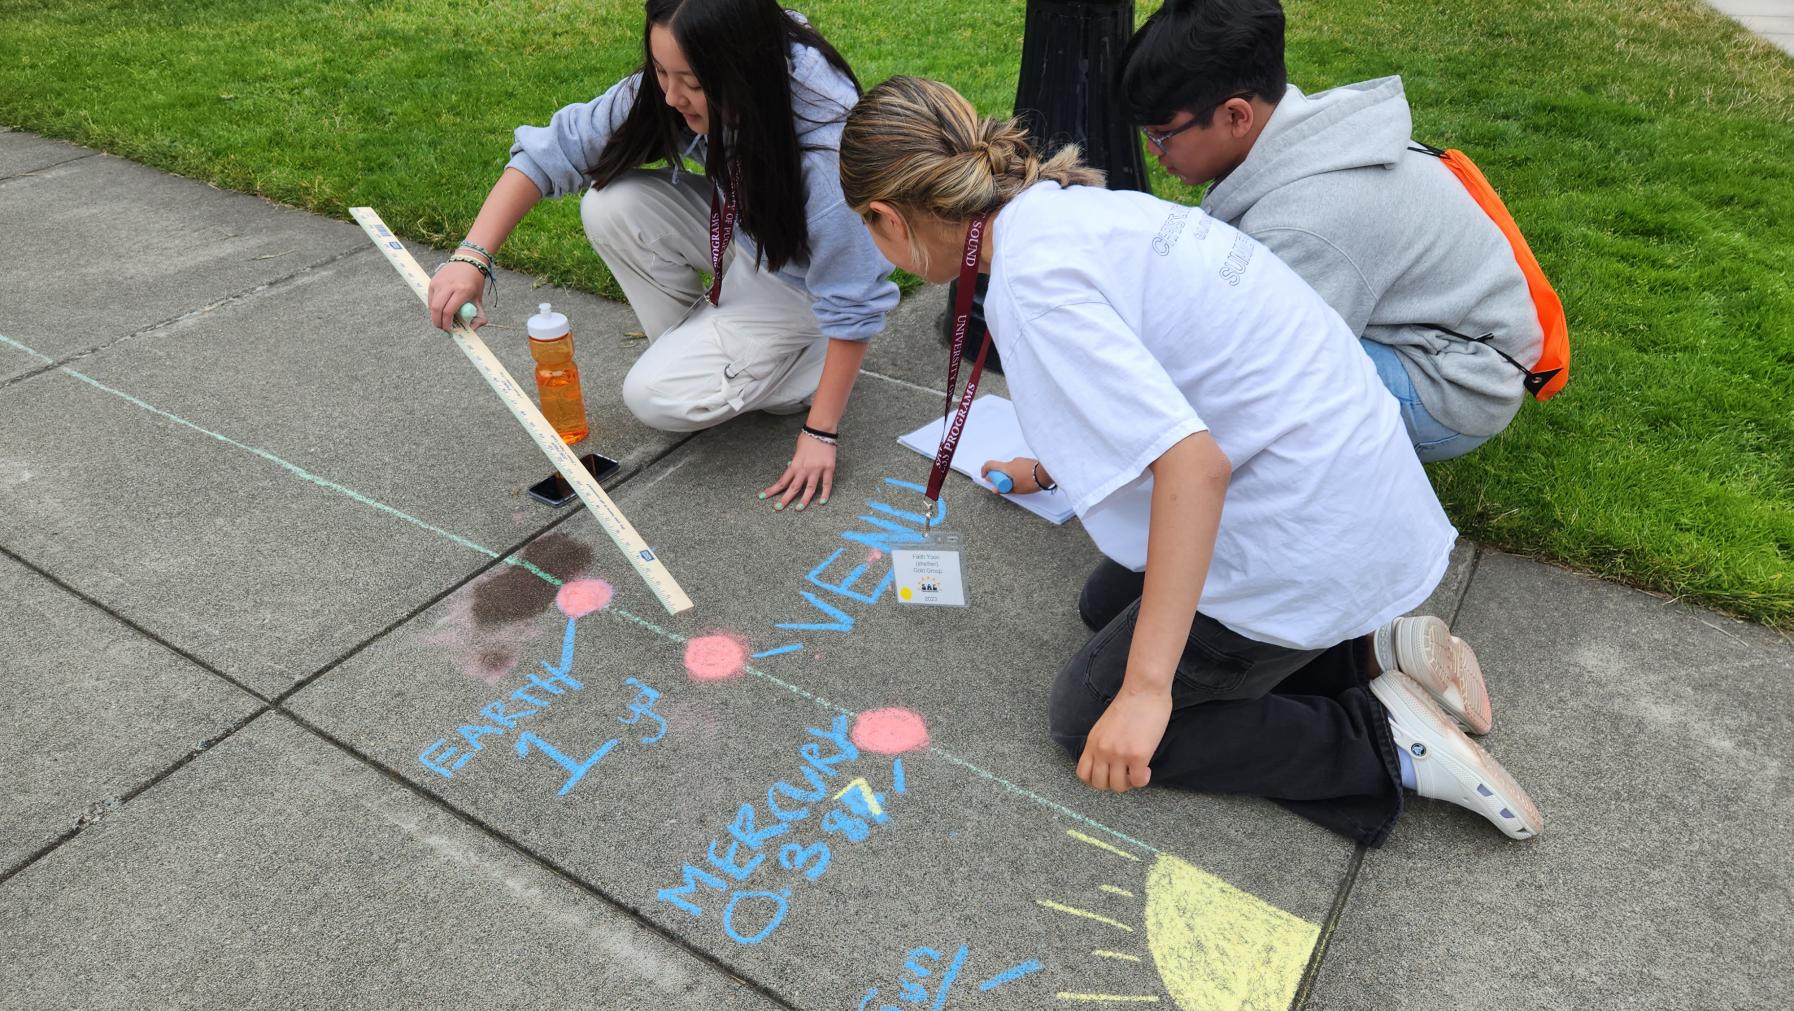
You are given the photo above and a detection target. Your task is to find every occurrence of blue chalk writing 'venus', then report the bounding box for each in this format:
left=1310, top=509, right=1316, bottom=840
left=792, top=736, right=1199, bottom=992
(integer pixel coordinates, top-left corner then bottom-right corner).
left=765, top=478, right=945, bottom=651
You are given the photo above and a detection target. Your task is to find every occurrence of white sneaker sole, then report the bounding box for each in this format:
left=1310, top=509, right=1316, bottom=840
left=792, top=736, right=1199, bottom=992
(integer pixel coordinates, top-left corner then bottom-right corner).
left=1395, top=616, right=1493, bottom=735
left=1373, top=672, right=1542, bottom=840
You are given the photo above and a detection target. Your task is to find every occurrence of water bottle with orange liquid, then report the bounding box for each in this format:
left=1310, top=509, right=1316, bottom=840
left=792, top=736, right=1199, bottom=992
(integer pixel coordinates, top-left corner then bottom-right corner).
left=526, top=302, right=589, bottom=444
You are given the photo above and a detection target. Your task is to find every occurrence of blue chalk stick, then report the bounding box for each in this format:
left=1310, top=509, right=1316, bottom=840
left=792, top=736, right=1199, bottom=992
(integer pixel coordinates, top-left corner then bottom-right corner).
left=987, top=470, right=1013, bottom=493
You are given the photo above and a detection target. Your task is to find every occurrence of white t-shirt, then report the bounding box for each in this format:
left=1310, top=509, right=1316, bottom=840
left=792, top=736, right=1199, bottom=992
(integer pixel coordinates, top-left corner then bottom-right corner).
left=985, top=182, right=1456, bottom=650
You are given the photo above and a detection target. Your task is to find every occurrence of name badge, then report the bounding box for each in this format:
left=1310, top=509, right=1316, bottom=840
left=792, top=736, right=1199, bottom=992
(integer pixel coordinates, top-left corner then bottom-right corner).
left=892, top=530, right=967, bottom=607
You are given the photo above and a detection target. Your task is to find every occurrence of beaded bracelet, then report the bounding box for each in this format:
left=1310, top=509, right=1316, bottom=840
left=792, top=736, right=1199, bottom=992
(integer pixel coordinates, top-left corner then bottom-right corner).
left=1032, top=461, right=1058, bottom=492
left=457, top=239, right=495, bottom=262
left=801, top=424, right=838, bottom=440
left=445, top=253, right=498, bottom=309
left=800, top=427, right=838, bottom=448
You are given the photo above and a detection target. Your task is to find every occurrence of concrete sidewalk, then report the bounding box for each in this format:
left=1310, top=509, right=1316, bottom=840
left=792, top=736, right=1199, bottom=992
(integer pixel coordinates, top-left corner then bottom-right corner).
left=2, top=131, right=1790, bottom=1011
left=1706, top=0, right=1794, bottom=57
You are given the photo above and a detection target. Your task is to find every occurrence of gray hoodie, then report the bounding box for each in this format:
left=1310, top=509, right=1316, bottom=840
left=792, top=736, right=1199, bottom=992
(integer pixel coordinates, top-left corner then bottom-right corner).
left=505, top=29, right=897, bottom=343
left=1202, top=76, right=1542, bottom=437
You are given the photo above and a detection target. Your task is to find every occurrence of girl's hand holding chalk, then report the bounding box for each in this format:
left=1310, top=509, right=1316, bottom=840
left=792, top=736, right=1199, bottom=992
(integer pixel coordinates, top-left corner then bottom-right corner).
left=427, top=258, right=489, bottom=331
left=981, top=457, right=1040, bottom=495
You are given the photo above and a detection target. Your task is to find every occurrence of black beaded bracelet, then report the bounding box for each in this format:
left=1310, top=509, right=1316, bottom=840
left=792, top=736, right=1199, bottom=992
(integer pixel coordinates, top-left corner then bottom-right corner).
left=446, top=254, right=498, bottom=309
left=801, top=424, right=838, bottom=440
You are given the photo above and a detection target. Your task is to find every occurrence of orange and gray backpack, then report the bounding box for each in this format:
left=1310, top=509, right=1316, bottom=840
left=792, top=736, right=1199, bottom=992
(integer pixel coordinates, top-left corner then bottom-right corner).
left=1412, top=142, right=1570, bottom=400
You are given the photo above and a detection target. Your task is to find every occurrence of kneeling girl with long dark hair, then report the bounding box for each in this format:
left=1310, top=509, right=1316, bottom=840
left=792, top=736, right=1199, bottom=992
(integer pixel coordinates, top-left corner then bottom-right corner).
left=429, top=0, right=895, bottom=509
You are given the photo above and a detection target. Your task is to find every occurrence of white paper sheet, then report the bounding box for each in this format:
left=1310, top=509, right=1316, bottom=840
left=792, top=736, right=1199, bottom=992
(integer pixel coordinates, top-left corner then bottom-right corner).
left=896, top=395, right=1075, bottom=525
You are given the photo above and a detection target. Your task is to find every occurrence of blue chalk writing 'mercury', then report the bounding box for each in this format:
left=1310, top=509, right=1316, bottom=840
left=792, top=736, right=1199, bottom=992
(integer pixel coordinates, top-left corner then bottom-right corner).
left=729, top=803, right=791, bottom=849
left=771, top=765, right=831, bottom=804
left=658, top=863, right=729, bottom=917
left=766, top=783, right=813, bottom=822
left=722, top=889, right=790, bottom=945
left=777, top=841, right=830, bottom=880
left=707, top=836, right=768, bottom=882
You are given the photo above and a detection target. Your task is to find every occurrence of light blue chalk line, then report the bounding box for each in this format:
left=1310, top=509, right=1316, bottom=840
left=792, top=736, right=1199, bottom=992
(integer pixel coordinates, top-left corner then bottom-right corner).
left=0, top=331, right=1158, bottom=859
left=0, top=334, right=555, bottom=583
left=930, top=944, right=970, bottom=1011
left=751, top=643, right=804, bottom=659
left=0, top=333, right=55, bottom=364
left=978, top=959, right=1043, bottom=992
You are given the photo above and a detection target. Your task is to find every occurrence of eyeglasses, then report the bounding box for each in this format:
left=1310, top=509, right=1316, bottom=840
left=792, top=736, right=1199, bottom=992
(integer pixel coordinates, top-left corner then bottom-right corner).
left=1141, top=117, right=1203, bottom=152
left=1140, top=92, right=1256, bottom=151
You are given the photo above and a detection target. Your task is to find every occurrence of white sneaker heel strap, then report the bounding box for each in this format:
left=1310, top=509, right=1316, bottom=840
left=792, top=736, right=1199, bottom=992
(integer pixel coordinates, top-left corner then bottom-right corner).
left=1373, top=672, right=1542, bottom=840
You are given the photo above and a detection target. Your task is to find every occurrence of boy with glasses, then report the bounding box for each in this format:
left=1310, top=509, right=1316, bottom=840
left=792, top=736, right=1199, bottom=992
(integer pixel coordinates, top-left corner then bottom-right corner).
left=1121, top=0, right=1543, bottom=469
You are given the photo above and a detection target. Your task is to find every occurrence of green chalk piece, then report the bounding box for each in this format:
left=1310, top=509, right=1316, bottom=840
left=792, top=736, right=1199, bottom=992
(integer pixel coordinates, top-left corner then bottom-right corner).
left=457, top=302, right=478, bottom=323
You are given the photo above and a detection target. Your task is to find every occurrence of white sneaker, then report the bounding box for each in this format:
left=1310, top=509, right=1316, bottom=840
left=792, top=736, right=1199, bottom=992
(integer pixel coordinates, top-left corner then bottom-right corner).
left=1372, top=671, right=1543, bottom=840
left=1374, top=616, right=1492, bottom=735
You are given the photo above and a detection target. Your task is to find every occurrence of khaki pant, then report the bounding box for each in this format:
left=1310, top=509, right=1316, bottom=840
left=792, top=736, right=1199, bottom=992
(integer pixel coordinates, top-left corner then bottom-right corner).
left=581, top=168, right=825, bottom=432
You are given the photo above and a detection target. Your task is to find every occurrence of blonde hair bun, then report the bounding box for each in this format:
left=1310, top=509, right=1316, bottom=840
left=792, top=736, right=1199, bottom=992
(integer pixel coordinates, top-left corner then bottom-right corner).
left=841, top=75, right=1104, bottom=225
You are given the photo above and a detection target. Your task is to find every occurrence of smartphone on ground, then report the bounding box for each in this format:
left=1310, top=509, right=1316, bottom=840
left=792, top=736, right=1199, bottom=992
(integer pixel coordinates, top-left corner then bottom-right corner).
left=527, top=453, right=620, bottom=507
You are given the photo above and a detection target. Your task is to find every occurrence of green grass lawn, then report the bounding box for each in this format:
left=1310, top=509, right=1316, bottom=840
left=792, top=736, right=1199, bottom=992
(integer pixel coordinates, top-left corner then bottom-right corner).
left=2, top=0, right=1791, bottom=628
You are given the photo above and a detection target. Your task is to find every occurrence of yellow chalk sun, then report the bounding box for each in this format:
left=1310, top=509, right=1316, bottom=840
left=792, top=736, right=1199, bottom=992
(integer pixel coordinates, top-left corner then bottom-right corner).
left=1043, top=832, right=1320, bottom=1009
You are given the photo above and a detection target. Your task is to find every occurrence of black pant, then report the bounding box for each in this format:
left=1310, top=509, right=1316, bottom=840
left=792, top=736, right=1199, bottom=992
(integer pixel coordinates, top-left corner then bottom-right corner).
left=1048, top=560, right=1404, bottom=846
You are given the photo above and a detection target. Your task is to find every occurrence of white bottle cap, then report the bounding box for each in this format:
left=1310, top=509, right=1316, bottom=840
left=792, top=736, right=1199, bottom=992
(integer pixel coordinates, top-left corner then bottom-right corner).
left=527, top=302, right=569, bottom=341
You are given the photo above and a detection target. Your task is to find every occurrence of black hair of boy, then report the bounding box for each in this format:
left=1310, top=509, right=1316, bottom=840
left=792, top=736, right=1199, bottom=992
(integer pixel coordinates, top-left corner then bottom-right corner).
left=590, top=0, right=860, bottom=272
left=1119, top=0, right=1288, bottom=126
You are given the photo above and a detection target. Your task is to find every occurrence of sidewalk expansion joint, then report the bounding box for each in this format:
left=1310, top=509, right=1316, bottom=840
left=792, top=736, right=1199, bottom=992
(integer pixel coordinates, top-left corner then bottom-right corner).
left=1448, top=544, right=1484, bottom=627
left=858, top=366, right=948, bottom=399
left=277, top=708, right=804, bottom=1011
left=0, top=243, right=375, bottom=392
left=272, top=428, right=702, bottom=709
left=0, top=706, right=274, bottom=888
left=0, top=150, right=98, bottom=185
left=0, top=543, right=273, bottom=706
left=1288, top=843, right=1368, bottom=1010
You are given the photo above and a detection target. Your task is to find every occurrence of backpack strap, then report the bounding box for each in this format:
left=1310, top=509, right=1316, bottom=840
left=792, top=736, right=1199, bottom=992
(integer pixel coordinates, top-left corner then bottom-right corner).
left=1411, top=140, right=1570, bottom=400
left=1425, top=324, right=1564, bottom=397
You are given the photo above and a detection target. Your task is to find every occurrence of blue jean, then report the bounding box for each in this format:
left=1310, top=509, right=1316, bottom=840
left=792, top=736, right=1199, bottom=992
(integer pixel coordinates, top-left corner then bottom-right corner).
left=1360, top=339, right=1491, bottom=463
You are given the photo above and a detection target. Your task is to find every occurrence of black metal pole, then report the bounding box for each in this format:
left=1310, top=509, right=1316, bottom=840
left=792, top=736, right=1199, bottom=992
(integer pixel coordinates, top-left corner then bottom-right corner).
left=1013, top=0, right=1151, bottom=192
left=949, top=0, right=1149, bottom=372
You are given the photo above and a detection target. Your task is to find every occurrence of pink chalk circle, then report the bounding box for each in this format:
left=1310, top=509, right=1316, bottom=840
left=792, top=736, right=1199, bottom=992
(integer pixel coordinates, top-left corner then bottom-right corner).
left=684, top=634, right=748, bottom=682
left=555, top=579, right=614, bottom=618
left=851, top=708, right=931, bottom=754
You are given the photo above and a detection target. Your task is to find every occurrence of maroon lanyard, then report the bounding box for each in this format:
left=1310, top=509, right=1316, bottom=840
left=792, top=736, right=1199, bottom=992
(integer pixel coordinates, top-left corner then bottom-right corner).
left=707, top=160, right=744, bottom=306
left=923, top=213, right=993, bottom=511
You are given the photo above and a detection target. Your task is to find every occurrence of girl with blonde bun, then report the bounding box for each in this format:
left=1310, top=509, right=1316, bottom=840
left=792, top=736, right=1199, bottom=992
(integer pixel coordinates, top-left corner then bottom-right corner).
left=839, top=76, right=1544, bottom=845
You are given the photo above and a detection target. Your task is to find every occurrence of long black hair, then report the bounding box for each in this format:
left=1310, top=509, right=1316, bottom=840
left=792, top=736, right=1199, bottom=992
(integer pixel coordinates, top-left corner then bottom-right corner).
left=589, top=0, right=859, bottom=273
